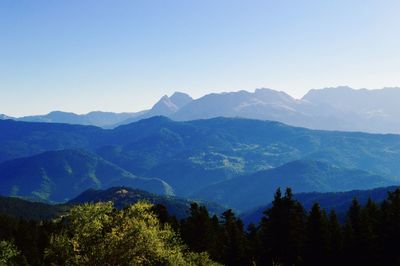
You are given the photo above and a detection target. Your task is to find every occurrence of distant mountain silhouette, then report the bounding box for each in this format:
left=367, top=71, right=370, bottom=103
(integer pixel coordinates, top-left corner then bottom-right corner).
left=172, top=88, right=307, bottom=123
left=5, top=87, right=400, bottom=133
left=171, top=87, right=400, bottom=133
left=18, top=111, right=141, bottom=128
left=116, top=92, right=193, bottom=125
left=0, top=114, right=13, bottom=120
left=192, top=160, right=397, bottom=211
left=302, top=86, right=400, bottom=133
left=169, top=92, right=194, bottom=108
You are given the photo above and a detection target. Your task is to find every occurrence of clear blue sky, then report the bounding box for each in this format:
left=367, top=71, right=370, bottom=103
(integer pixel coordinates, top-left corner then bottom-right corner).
left=1, top=0, right=400, bottom=116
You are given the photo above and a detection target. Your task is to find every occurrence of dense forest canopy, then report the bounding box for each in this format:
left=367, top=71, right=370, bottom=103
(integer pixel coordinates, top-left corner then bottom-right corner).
left=2, top=188, right=400, bottom=265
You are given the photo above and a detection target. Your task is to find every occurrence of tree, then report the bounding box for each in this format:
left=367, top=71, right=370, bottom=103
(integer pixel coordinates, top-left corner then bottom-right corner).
left=45, top=201, right=220, bottom=265
left=260, top=188, right=306, bottom=266
left=180, top=203, right=222, bottom=261
left=246, top=223, right=263, bottom=265
left=220, top=209, right=248, bottom=265
left=359, top=198, right=380, bottom=265
left=379, top=189, right=400, bottom=265
left=0, top=240, right=22, bottom=266
left=327, top=210, right=342, bottom=266
left=304, top=203, right=330, bottom=266
left=343, top=198, right=367, bottom=265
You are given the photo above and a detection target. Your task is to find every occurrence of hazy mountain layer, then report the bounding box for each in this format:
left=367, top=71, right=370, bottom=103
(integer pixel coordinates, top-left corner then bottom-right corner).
left=192, top=160, right=397, bottom=211
left=2, top=117, right=400, bottom=203
left=171, top=87, right=400, bottom=133
left=5, top=87, right=400, bottom=133
left=116, top=92, right=193, bottom=125
left=17, top=111, right=142, bottom=128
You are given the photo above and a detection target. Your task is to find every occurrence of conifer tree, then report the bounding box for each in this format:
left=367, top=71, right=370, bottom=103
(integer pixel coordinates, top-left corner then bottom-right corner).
left=260, top=188, right=306, bottom=266
left=220, top=209, right=248, bottom=265
left=304, top=203, right=330, bottom=266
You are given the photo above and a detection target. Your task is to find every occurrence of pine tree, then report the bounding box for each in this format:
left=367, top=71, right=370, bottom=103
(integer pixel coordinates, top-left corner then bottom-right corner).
left=327, top=209, right=342, bottom=266
left=180, top=203, right=223, bottom=262
left=343, top=198, right=363, bottom=265
left=220, top=209, right=248, bottom=265
left=260, top=188, right=306, bottom=266
left=304, top=203, right=330, bottom=266
left=379, top=189, right=400, bottom=265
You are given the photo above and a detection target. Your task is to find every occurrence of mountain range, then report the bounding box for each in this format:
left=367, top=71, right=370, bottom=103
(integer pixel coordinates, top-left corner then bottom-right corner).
left=0, top=149, right=173, bottom=202
left=15, top=111, right=143, bottom=128
left=193, top=160, right=396, bottom=211
left=1, top=116, right=400, bottom=212
left=3, top=87, right=400, bottom=133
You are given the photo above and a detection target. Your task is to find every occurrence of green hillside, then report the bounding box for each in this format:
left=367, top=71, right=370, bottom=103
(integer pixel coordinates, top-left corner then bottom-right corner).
left=0, top=149, right=173, bottom=202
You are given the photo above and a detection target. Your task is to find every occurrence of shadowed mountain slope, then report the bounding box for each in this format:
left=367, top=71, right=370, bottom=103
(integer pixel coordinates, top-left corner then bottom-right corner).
left=0, top=149, right=173, bottom=202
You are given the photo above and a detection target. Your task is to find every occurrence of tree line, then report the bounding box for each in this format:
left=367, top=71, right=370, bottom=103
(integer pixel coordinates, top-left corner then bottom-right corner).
left=1, top=187, right=400, bottom=265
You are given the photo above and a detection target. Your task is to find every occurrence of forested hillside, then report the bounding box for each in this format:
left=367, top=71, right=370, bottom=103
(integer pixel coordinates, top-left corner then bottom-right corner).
left=2, top=187, right=400, bottom=265
left=1, top=117, right=400, bottom=210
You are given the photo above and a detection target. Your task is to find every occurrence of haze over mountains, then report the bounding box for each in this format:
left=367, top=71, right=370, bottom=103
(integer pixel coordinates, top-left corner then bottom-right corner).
left=1, top=116, right=400, bottom=212
left=2, top=86, right=400, bottom=213
left=2, top=86, right=400, bottom=134
left=193, top=160, right=396, bottom=211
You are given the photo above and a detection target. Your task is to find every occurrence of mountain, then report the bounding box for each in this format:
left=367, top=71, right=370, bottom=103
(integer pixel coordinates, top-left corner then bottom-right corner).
left=5, top=87, right=400, bottom=133
left=0, top=119, right=105, bottom=162
left=169, top=92, right=194, bottom=108
left=18, top=111, right=141, bottom=128
left=0, top=149, right=173, bottom=202
left=2, top=117, right=400, bottom=198
left=172, top=88, right=308, bottom=124
left=98, top=117, right=400, bottom=196
left=0, top=186, right=225, bottom=221
left=0, top=195, right=67, bottom=220
left=241, top=186, right=400, bottom=225
left=116, top=92, right=193, bottom=125
left=68, top=187, right=225, bottom=219
left=0, top=114, right=13, bottom=120
left=148, top=96, right=180, bottom=116
left=302, top=86, right=400, bottom=133
left=192, top=160, right=397, bottom=211
left=170, top=87, right=400, bottom=134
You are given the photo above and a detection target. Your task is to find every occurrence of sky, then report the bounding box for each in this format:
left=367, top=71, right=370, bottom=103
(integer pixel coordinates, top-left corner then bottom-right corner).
left=1, top=0, right=400, bottom=117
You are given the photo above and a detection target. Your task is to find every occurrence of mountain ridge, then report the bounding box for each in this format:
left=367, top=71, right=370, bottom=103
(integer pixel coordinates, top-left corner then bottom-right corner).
left=0, top=149, right=174, bottom=202
left=4, top=87, right=400, bottom=133
left=2, top=116, right=400, bottom=210
left=192, top=160, right=397, bottom=211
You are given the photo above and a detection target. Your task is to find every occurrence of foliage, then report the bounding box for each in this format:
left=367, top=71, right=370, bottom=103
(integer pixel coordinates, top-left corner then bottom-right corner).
left=0, top=240, right=21, bottom=265
left=45, top=201, right=220, bottom=265
left=3, top=187, right=400, bottom=265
